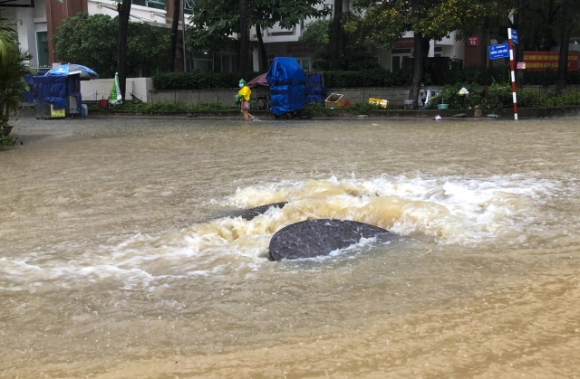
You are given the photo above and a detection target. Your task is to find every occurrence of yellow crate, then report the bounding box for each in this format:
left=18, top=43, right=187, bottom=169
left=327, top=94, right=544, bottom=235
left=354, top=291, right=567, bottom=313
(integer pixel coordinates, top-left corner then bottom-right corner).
left=325, top=93, right=345, bottom=109
left=369, top=97, right=389, bottom=109
left=50, top=105, right=66, bottom=118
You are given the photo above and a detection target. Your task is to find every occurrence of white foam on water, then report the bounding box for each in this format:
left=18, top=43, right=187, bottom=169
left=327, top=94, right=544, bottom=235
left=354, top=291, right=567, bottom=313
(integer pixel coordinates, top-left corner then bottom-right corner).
left=0, top=174, right=566, bottom=290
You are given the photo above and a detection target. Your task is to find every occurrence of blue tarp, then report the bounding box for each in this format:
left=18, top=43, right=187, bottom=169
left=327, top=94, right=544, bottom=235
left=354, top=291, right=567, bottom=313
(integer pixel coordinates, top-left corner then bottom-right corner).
left=305, top=73, right=328, bottom=105
left=24, top=74, right=82, bottom=110
left=266, top=57, right=306, bottom=116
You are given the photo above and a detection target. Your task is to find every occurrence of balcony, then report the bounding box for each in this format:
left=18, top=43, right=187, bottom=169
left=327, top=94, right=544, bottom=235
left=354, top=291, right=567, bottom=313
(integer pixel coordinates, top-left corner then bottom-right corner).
left=88, top=0, right=168, bottom=24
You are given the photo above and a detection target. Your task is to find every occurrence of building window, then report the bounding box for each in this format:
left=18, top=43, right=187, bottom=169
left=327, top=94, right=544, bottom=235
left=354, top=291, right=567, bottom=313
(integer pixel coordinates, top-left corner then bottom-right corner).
left=294, top=54, right=311, bottom=72
left=391, top=48, right=411, bottom=71
left=132, top=0, right=165, bottom=10
left=434, top=46, right=442, bottom=57
left=215, top=53, right=237, bottom=73
left=36, top=31, right=49, bottom=69
left=184, top=0, right=194, bottom=14
left=188, top=51, right=214, bottom=71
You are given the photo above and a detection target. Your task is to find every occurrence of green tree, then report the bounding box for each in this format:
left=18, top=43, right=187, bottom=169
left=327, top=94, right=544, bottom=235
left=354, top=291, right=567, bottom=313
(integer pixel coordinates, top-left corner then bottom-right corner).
left=490, top=0, right=580, bottom=90
left=186, top=0, right=330, bottom=73
left=299, top=19, right=330, bottom=68
left=53, top=13, right=169, bottom=78
left=53, top=14, right=117, bottom=77
left=516, top=0, right=580, bottom=93
left=348, top=0, right=495, bottom=107
left=300, top=16, right=380, bottom=71
left=0, top=12, right=17, bottom=61
left=1, top=14, right=31, bottom=129
left=126, top=21, right=170, bottom=76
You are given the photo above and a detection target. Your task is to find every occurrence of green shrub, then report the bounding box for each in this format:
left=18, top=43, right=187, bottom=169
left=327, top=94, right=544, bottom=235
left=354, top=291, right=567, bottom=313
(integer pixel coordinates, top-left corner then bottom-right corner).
left=429, top=84, right=482, bottom=109
left=153, top=72, right=260, bottom=90
left=483, top=84, right=512, bottom=111
left=1, top=133, right=18, bottom=146
left=544, top=92, right=580, bottom=107
left=153, top=68, right=416, bottom=90
left=302, top=102, right=379, bottom=117
left=352, top=102, right=385, bottom=114
left=428, top=83, right=514, bottom=111
left=150, top=102, right=189, bottom=112
left=517, top=88, right=547, bottom=107
left=302, top=103, right=335, bottom=117
left=153, top=68, right=409, bottom=90
left=152, top=66, right=580, bottom=91
left=91, top=101, right=234, bottom=113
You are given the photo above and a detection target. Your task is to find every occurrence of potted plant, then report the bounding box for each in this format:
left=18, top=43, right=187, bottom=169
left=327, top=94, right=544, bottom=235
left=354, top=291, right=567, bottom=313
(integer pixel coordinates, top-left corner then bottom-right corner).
left=1, top=15, right=32, bottom=138
left=437, top=93, right=449, bottom=110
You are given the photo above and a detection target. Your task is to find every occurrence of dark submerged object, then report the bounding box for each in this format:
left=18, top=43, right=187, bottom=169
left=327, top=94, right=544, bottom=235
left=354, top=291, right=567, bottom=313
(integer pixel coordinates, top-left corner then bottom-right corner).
left=268, top=219, right=394, bottom=261
left=237, top=202, right=288, bottom=221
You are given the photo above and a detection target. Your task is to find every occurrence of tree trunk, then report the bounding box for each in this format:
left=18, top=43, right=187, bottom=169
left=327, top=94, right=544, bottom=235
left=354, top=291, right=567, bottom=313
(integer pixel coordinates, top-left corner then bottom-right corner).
left=556, top=0, right=573, bottom=95
left=168, top=0, right=181, bottom=72
left=117, top=0, right=131, bottom=102
left=409, top=33, right=428, bottom=109
left=329, top=0, right=342, bottom=70
left=256, top=24, right=268, bottom=72
left=239, top=0, right=249, bottom=77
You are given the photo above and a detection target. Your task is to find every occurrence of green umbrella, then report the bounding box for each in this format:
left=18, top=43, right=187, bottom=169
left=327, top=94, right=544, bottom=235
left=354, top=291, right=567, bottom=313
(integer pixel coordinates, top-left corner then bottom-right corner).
left=109, top=72, right=122, bottom=105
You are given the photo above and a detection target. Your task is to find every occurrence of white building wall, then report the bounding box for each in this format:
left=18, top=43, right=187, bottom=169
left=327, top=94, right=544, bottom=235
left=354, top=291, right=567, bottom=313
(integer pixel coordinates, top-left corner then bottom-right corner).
left=251, top=0, right=334, bottom=45
left=87, top=0, right=168, bottom=24
left=9, top=0, right=171, bottom=71
left=5, top=0, right=48, bottom=70
left=81, top=77, right=151, bottom=102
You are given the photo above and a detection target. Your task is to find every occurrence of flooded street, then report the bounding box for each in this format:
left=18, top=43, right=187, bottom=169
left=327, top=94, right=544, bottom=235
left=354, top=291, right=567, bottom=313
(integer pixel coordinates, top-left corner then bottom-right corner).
left=1, top=115, right=580, bottom=378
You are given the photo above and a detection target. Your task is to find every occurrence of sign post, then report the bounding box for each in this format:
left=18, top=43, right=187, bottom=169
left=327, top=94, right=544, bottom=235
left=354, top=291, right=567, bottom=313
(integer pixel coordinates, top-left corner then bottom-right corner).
left=511, top=29, right=518, bottom=45
left=508, top=28, right=518, bottom=121
left=489, top=43, right=509, bottom=60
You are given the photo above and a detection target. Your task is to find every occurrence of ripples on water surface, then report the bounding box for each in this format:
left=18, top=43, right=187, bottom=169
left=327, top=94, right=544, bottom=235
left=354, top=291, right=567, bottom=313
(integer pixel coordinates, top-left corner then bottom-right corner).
left=1, top=116, right=580, bottom=378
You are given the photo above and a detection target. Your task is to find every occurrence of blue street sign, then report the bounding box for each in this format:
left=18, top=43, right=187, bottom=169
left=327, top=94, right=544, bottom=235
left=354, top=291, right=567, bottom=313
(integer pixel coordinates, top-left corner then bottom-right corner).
left=511, top=29, right=519, bottom=44
left=489, top=43, right=509, bottom=60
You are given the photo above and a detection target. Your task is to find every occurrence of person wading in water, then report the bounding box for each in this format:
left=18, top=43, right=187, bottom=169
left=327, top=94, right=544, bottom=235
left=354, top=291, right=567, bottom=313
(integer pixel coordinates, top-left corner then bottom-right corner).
left=235, top=79, right=255, bottom=121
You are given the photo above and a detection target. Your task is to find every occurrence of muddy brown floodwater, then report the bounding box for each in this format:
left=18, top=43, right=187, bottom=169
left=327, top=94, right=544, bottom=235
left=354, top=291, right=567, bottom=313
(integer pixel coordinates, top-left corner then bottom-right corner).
left=1, top=115, right=580, bottom=379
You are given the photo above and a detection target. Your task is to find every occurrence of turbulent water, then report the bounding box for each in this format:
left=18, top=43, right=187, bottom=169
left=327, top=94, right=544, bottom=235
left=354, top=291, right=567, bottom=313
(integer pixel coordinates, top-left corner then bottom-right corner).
left=1, top=115, right=579, bottom=379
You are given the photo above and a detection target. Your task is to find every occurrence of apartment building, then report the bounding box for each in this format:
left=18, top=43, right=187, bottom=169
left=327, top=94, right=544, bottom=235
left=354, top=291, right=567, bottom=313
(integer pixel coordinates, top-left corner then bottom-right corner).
left=249, top=0, right=465, bottom=73
left=1, top=0, right=180, bottom=72
left=2, top=0, right=466, bottom=74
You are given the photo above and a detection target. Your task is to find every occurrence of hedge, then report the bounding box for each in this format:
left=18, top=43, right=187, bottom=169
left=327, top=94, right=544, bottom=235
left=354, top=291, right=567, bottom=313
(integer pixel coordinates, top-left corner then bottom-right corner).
left=152, top=67, right=580, bottom=90
left=429, top=83, right=580, bottom=112
left=152, top=72, right=260, bottom=90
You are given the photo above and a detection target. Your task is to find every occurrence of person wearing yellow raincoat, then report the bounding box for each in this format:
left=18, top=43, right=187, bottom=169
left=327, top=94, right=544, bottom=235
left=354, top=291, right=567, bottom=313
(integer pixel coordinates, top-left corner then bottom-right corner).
left=235, top=79, right=255, bottom=121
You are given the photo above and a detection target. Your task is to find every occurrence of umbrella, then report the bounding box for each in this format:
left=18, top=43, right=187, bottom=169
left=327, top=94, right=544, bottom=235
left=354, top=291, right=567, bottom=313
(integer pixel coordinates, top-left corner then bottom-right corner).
left=45, top=63, right=98, bottom=80
left=109, top=72, right=122, bottom=105
left=246, top=73, right=269, bottom=88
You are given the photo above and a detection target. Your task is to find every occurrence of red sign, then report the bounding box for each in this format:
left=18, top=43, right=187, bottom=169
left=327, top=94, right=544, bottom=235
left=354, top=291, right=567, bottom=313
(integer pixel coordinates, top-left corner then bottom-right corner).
left=468, top=36, right=479, bottom=46
left=523, top=51, right=579, bottom=71
left=286, top=43, right=309, bottom=53
left=394, top=38, right=414, bottom=49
